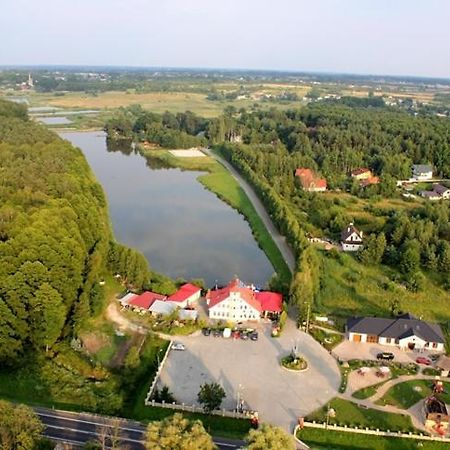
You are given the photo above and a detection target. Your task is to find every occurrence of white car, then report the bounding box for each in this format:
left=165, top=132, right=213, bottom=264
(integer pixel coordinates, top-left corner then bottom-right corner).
left=172, top=342, right=186, bottom=351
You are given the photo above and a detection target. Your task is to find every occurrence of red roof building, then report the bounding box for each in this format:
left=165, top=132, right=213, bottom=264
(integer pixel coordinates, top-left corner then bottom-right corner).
left=295, top=168, right=327, bottom=192
left=206, top=278, right=282, bottom=322
left=255, top=291, right=283, bottom=313
left=128, top=291, right=166, bottom=310
left=167, top=283, right=202, bottom=307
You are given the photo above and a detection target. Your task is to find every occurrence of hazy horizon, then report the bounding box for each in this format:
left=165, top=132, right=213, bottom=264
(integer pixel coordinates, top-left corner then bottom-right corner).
left=1, top=0, right=449, bottom=79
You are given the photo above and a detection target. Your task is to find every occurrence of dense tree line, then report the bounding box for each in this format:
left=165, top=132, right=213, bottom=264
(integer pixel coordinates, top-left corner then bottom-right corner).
left=212, top=103, right=450, bottom=312
left=0, top=99, right=151, bottom=366
left=209, top=104, right=450, bottom=186
left=105, top=105, right=208, bottom=148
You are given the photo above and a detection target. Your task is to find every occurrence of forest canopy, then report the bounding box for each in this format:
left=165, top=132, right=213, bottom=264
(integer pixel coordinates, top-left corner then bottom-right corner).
left=0, top=99, right=150, bottom=365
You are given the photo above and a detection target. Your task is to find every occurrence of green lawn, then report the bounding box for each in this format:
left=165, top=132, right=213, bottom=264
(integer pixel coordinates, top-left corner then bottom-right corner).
left=306, top=398, right=415, bottom=432
left=309, top=328, right=344, bottom=351
left=376, top=380, right=450, bottom=409
left=297, top=428, right=448, bottom=450
left=352, top=382, right=385, bottom=400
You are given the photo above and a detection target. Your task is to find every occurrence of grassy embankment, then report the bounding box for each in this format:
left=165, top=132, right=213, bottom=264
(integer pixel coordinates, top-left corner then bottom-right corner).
left=139, top=147, right=292, bottom=286
left=297, top=428, right=448, bottom=450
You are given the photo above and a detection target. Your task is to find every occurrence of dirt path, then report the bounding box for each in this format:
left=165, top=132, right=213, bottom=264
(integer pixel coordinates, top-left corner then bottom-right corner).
left=205, top=148, right=296, bottom=273
left=106, top=302, right=148, bottom=334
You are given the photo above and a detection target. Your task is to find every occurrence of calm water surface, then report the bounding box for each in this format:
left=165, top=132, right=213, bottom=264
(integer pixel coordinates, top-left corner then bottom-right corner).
left=39, top=116, right=73, bottom=125
left=60, top=131, right=274, bottom=287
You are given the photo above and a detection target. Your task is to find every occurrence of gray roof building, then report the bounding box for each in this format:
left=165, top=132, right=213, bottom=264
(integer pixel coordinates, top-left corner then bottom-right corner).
left=347, top=313, right=445, bottom=344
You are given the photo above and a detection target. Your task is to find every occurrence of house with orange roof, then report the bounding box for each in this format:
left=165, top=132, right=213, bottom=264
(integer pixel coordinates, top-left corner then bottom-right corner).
left=295, top=168, right=327, bottom=192
left=206, top=278, right=282, bottom=322
left=350, top=168, right=380, bottom=187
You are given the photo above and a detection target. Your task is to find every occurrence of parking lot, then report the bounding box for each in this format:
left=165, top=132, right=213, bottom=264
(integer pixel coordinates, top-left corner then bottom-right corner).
left=333, top=340, right=442, bottom=364
left=157, top=317, right=340, bottom=430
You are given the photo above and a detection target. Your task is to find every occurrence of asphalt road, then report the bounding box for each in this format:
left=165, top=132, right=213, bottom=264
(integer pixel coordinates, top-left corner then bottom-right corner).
left=35, top=407, right=244, bottom=449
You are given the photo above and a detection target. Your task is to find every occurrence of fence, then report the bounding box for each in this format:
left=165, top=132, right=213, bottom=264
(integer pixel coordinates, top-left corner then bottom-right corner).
left=144, top=341, right=172, bottom=404
left=295, top=421, right=450, bottom=443
left=145, top=399, right=250, bottom=419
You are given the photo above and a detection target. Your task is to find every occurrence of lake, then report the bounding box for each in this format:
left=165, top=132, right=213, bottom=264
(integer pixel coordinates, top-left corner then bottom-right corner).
left=38, top=116, right=73, bottom=125
left=60, top=131, right=274, bottom=287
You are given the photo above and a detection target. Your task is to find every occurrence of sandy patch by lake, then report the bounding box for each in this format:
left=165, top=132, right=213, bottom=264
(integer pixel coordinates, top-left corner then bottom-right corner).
left=169, top=149, right=206, bottom=157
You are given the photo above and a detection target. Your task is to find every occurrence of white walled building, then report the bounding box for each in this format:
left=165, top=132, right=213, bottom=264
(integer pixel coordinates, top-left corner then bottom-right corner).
left=412, top=164, right=433, bottom=181
left=206, top=279, right=282, bottom=322
left=347, top=313, right=445, bottom=352
left=340, top=223, right=363, bottom=252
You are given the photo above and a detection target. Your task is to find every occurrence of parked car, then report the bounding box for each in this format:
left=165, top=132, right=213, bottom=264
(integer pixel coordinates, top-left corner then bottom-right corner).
left=376, top=352, right=395, bottom=361
left=202, top=328, right=211, bottom=336
left=240, top=330, right=249, bottom=340
left=213, top=329, right=222, bottom=337
left=232, top=330, right=241, bottom=339
left=250, top=331, right=258, bottom=341
left=416, top=356, right=432, bottom=365
left=172, top=343, right=185, bottom=351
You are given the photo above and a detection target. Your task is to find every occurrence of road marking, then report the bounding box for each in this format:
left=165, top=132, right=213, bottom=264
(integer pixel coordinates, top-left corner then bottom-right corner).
left=37, top=412, right=145, bottom=433
left=43, top=424, right=144, bottom=444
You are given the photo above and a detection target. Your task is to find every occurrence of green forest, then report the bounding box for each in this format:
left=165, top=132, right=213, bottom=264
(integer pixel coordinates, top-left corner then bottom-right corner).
left=0, top=99, right=162, bottom=414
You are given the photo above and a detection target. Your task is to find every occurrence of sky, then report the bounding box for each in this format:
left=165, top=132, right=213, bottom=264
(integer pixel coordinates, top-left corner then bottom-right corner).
left=1, top=0, right=449, bottom=78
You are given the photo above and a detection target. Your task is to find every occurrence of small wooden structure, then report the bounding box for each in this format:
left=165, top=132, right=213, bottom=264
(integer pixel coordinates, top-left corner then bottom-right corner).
left=424, top=396, right=449, bottom=436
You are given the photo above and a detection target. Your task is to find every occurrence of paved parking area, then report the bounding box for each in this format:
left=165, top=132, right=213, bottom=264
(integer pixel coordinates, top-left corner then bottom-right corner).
left=158, top=317, right=340, bottom=430
left=333, top=340, right=442, bottom=364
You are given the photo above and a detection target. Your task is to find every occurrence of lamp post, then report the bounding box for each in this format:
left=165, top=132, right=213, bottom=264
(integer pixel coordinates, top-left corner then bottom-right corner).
left=304, top=302, right=311, bottom=333
left=157, top=348, right=163, bottom=367
left=325, top=400, right=331, bottom=429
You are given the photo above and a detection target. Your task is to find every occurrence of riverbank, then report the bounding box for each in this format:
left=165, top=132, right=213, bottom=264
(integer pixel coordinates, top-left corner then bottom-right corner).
left=138, top=146, right=292, bottom=287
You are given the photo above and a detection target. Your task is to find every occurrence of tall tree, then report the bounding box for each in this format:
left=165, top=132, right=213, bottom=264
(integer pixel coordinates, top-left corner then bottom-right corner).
left=0, top=400, right=44, bottom=450
left=197, top=382, right=226, bottom=413
left=245, top=423, right=295, bottom=450
left=145, top=413, right=216, bottom=450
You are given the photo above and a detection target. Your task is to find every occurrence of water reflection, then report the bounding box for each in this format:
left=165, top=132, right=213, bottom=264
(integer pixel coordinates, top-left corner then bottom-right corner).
left=61, top=131, right=274, bottom=287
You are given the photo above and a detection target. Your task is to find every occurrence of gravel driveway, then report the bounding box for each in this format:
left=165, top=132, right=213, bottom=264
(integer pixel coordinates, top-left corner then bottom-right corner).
left=158, top=317, right=340, bottom=431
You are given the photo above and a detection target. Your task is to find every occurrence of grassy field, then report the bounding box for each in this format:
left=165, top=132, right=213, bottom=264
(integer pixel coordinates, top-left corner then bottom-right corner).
left=306, top=398, right=414, bottom=432
left=297, top=428, right=449, bottom=450
left=316, top=250, right=450, bottom=324
left=139, top=148, right=291, bottom=286
left=376, top=380, right=450, bottom=409
left=16, top=90, right=305, bottom=119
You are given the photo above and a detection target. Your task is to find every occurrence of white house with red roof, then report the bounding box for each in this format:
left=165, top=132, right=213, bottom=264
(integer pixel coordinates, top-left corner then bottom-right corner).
left=167, top=283, right=202, bottom=308
left=206, top=278, right=282, bottom=322
left=128, top=291, right=167, bottom=312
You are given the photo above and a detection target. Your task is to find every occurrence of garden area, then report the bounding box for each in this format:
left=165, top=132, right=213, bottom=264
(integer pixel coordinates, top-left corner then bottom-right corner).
left=376, top=380, right=450, bottom=409
left=339, top=359, right=419, bottom=394
left=309, top=327, right=343, bottom=351
left=306, top=398, right=415, bottom=432
left=297, top=428, right=449, bottom=450
left=280, top=354, right=308, bottom=371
